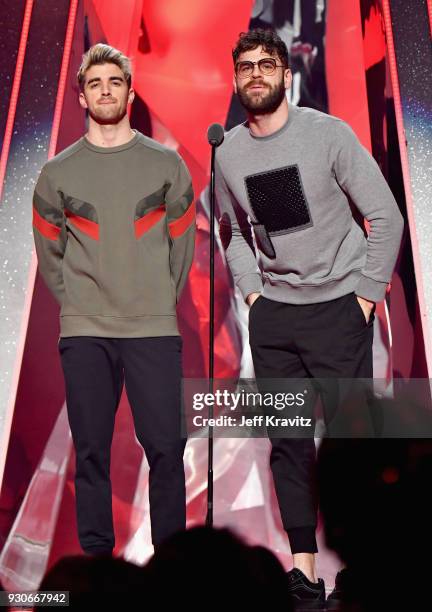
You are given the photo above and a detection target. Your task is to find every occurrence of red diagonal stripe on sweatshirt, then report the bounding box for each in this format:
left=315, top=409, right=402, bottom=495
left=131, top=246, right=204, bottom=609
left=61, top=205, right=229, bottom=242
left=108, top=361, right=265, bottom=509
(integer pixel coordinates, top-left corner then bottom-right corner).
left=134, top=205, right=165, bottom=238
left=32, top=206, right=61, bottom=241
left=65, top=209, right=99, bottom=240
left=168, top=200, right=195, bottom=239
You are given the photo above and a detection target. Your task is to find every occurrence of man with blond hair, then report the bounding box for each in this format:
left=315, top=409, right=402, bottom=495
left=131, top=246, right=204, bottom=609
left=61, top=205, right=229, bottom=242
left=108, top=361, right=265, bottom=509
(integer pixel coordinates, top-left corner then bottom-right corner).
left=33, top=44, right=195, bottom=555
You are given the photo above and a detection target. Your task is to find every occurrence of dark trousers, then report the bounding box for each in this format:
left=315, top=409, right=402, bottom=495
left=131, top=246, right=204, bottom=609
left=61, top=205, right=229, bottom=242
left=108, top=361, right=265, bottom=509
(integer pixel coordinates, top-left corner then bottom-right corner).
left=248, top=292, right=374, bottom=554
left=58, top=336, right=186, bottom=554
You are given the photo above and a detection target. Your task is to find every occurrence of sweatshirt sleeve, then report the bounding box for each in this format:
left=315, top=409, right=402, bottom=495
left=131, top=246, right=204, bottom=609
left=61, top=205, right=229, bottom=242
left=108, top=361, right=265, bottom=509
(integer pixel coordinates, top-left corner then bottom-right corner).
left=165, top=153, right=195, bottom=300
left=215, top=155, right=263, bottom=302
left=331, top=120, right=404, bottom=302
left=32, top=164, right=67, bottom=305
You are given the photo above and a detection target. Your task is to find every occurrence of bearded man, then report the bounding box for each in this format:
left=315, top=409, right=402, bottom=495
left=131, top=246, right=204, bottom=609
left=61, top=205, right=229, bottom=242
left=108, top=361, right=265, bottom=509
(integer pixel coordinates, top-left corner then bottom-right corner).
left=216, top=28, right=403, bottom=610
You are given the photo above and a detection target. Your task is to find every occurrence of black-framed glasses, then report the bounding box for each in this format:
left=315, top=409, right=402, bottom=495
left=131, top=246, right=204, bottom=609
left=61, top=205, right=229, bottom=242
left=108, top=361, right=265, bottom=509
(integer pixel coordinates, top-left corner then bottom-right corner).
left=235, top=58, right=285, bottom=78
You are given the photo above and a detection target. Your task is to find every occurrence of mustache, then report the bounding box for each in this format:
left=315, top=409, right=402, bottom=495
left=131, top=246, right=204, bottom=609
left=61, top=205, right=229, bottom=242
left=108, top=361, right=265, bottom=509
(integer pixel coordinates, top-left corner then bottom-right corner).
left=246, top=81, right=269, bottom=90
left=97, top=97, right=116, bottom=103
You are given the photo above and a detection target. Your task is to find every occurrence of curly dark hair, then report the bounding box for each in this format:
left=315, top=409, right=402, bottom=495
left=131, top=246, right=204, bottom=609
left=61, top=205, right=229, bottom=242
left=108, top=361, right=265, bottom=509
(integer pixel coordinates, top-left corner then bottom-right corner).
left=232, top=28, right=290, bottom=69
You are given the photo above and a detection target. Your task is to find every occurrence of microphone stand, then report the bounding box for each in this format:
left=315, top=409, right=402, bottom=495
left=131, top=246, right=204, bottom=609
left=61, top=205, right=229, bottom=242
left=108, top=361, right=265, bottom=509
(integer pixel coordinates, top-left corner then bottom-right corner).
left=205, top=142, right=216, bottom=528
left=205, top=124, right=224, bottom=528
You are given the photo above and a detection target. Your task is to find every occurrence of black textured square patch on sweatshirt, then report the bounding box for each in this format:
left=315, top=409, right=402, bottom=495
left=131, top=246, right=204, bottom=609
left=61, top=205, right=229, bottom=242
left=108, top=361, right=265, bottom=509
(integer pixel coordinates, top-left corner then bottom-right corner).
left=245, top=164, right=313, bottom=235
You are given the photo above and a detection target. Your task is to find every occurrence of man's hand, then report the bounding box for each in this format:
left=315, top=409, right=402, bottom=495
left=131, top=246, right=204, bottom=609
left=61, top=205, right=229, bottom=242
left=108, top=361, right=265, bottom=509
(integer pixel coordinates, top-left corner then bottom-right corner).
left=247, top=292, right=262, bottom=307
left=356, top=295, right=375, bottom=323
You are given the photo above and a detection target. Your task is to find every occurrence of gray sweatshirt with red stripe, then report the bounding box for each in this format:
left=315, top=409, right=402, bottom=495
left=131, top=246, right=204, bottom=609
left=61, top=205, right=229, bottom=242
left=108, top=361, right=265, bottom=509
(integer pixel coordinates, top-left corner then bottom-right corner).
left=216, top=104, right=404, bottom=304
left=33, top=131, right=195, bottom=337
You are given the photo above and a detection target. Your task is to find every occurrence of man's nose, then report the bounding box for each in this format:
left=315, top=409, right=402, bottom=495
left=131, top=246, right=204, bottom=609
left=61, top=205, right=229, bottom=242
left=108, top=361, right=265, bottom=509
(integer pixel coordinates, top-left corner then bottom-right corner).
left=251, top=63, right=261, bottom=77
left=101, top=83, right=111, bottom=95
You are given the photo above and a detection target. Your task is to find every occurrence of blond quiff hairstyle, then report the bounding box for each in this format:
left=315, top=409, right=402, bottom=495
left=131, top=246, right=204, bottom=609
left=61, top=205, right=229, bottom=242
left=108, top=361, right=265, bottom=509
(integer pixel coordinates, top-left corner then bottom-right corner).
left=77, top=43, right=132, bottom=90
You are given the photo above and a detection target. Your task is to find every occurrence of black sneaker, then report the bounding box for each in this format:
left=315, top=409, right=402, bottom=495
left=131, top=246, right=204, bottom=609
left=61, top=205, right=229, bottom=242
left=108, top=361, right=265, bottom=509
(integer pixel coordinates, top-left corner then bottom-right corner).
left=326, top=568, right=349, bottom=610
left=286, top=567, right=326, bottom=611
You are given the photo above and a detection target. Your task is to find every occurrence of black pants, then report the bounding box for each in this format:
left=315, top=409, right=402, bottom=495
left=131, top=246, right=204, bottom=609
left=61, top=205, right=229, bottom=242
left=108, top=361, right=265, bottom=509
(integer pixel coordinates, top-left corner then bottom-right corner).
left=248, top=292, right=374, bottom=554
left=58, top=336, right=186, bottom=554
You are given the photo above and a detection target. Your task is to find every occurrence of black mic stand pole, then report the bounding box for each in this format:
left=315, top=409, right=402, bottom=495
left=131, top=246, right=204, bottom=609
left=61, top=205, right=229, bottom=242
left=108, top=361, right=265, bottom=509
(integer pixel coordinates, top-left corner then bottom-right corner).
left=205, top=142, right=216, bottom=527
left=205, top=124, right=224, bottom=527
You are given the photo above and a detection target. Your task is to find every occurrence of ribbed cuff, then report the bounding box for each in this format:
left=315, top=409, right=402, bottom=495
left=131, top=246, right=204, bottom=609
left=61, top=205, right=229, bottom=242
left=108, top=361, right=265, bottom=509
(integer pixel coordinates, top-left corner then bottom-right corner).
left=83, top=546, right=114, bottom=556
left=286, top=527, right=318, bottom=554
left=237, top=273, right=264, bottom=302
left=355, top=274, right=388, bottom=302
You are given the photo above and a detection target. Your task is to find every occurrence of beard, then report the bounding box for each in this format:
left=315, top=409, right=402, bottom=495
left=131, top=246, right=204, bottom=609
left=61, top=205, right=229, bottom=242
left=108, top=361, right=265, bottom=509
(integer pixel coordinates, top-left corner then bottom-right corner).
left=237, top=78, right=286, bottom=115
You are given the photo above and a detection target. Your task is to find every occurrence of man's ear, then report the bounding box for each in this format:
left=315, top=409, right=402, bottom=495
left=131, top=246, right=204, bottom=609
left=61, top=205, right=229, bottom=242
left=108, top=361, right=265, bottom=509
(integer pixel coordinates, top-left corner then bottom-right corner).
left=284, top=68, right=292, bottom=90
left=128, top=88, right=135, bottom=104
left=79, top=91, right=88, bottom=110
left=233, top=75, right=238, bottom=94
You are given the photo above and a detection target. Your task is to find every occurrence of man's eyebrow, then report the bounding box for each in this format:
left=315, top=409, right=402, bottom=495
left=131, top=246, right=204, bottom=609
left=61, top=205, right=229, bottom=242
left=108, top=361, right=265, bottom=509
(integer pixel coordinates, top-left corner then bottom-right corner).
left=86, top=76, right=125, bottom=85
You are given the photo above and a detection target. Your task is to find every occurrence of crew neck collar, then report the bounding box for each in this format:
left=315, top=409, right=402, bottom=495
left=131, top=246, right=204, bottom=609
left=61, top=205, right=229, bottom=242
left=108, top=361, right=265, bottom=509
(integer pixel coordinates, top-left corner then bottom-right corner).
left=247, top=103, right=298, bottom=141
left=82, top=129, right=140, bottom=153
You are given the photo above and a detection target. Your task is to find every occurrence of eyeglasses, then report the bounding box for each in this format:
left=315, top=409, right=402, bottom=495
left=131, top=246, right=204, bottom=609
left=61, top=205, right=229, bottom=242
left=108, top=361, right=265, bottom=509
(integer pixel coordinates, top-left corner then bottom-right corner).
left=235, top=58, right=285, bottom=78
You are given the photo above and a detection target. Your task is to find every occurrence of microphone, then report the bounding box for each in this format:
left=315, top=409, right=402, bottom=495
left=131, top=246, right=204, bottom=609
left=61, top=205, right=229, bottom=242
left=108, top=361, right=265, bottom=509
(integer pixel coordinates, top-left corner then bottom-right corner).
left=207, top=123, right=224, bottom=147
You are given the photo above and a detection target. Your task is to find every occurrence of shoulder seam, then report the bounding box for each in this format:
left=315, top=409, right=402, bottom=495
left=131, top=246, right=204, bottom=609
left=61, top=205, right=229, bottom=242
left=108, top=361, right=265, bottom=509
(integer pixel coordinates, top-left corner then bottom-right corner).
left=46, top=140, right=86, bottom=169
left=135, top=134, right=179, bottom=159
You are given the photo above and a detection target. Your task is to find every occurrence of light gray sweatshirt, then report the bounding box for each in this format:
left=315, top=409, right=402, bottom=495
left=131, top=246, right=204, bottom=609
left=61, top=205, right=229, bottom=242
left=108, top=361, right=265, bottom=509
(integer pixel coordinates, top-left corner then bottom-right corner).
left=216, top=103, right=404, bottom=304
